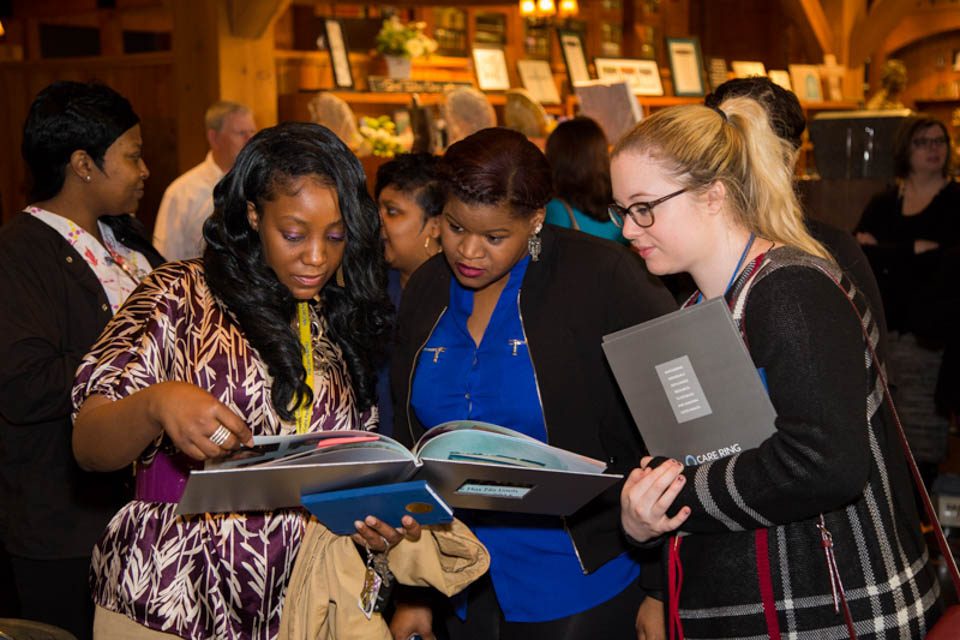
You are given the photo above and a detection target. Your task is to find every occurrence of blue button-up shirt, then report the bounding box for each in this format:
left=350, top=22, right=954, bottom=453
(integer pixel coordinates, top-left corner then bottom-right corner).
left=411, top=256, right=640, bottom=622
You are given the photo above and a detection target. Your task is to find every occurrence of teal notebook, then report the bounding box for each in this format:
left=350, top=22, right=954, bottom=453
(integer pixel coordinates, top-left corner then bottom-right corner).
left=301, top=480, right=454, bottom=535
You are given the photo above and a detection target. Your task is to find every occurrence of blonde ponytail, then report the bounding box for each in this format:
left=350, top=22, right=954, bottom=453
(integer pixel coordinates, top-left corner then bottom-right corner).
left=612, top=97, right=831, bottom=261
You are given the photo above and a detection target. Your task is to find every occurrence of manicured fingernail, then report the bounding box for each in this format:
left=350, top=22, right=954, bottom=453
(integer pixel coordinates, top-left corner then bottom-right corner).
left=365, top=516, right=377, bottom=526
left=354, top=520, right=364, bottom=531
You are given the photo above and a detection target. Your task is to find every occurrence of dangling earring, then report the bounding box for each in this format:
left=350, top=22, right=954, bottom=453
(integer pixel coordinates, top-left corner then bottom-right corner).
left=528, top=223, right=543, bottom=262
left=335, top=267, right=345, bottom=287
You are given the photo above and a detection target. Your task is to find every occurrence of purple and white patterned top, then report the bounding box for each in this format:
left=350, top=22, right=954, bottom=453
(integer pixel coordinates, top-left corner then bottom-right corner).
left=72, top=260, right=376, bottom=639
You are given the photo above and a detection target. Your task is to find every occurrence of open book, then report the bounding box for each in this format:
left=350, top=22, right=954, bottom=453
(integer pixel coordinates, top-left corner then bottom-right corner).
left=175, top=421, right=620, bottom=517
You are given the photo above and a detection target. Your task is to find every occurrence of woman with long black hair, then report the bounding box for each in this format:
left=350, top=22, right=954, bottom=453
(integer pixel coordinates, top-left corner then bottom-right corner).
left=72, top=122, right=412, bottom=639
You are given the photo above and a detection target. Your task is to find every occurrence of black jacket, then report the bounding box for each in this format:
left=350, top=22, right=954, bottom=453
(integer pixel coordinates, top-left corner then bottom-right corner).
left=391, top=225, right=677, bottom=572
left=0, top=212, right=163, bottom=558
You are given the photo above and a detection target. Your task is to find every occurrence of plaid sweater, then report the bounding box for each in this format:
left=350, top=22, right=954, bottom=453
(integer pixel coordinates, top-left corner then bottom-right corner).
left=665, top=247, right=943, bottom=639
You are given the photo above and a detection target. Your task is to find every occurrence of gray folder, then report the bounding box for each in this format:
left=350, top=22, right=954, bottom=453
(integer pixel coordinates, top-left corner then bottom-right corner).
left=603, top=298, right=777, bottom=465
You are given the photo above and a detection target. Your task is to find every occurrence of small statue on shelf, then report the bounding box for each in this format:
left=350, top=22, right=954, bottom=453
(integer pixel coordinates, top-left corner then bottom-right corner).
left=866, top=59, right=908, bottom=110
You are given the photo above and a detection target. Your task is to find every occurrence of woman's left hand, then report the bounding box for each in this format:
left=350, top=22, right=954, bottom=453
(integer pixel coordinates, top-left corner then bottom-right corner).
left=352, top=514, right=422, bottom=552
left=621, top=456, right=691, bottom=543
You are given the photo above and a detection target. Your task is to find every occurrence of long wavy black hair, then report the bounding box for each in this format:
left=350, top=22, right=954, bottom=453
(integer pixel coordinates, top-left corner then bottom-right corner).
left=203, top=122, right=391, bottom=419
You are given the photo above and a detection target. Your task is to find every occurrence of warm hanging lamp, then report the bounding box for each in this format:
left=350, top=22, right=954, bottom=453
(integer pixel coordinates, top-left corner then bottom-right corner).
left=536, top=0, right=557, bottom=17
left=558, top=0, right=579, bottom=18
left=520, top=0, right=537, bottom=17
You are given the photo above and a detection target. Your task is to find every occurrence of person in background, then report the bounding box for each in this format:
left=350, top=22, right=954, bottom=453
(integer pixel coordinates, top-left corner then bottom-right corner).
left=72, top=122, right=409, bottom=639
left=614, top=97, right=941, bottom=638
left=705, top=76, right=888, bottom=357
left=373, top=152, right=445, bottom=437
left=152, top=100, right=256, bottom=260
left=855, top=115, right=960, bottom=487
left=544, top=116, right=628, bottom=245
left=389, top=127, right=676, bottom=640
left=0, top=80, right=164, bottom=640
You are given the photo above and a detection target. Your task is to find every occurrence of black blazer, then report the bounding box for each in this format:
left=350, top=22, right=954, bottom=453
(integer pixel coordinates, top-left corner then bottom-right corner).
left=391, top=225, right=677, bottom=572
left=0, top=212, right=163, bottom=558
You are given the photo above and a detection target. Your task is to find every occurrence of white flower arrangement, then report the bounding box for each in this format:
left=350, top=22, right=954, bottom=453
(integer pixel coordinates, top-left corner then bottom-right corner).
left=358, top=116, right=405, bottom=158
left=375, top=16, right=439, bottom=60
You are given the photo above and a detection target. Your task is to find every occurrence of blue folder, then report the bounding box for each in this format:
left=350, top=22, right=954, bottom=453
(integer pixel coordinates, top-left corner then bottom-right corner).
left=301, top=479, right=454, bottom=535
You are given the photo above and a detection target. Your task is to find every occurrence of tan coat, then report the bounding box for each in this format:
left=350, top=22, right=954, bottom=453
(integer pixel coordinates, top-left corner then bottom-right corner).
left=278, top=519, right=489, bottom=640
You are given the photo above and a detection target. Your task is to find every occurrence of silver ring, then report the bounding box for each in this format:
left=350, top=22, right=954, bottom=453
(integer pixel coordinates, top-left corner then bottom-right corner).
left=380, top=535, right=390, bottom=552
left=209, top=424, right=231, bottom=447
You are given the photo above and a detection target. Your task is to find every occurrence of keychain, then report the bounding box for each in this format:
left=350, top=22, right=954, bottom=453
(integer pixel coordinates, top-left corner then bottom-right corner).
left=358, top=543, right=395, bottom=618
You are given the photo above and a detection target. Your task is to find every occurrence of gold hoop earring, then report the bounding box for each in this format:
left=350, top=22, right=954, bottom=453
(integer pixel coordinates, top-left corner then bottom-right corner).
left=424, top=236, right=442, bottom=257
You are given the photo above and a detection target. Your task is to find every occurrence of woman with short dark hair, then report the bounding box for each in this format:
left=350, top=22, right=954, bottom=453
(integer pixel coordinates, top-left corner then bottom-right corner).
left=72, top=122, right=413, bottom=639
left=389, top=127, right=676, bottom=640
left=0, top=80, right=164, bottom=640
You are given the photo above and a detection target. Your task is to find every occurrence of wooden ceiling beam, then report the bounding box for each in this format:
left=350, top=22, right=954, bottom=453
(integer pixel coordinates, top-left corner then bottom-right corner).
left=783, top=0, right=834, bottom=55
left=847, top=0, right=912, bottom=67
left=227, top=0, right=290, bottom=38
left=880, top=6, right=960, bottom=58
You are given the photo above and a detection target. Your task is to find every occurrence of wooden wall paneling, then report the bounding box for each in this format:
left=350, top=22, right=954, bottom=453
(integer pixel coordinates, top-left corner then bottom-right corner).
left=171, top=0, right=283, bottom=174
left=172, top=0, right=221, bottom=173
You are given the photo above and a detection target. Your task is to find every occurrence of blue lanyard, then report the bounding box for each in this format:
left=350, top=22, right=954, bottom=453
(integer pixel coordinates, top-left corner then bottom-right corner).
left=695, top=232, right=756, bottom=304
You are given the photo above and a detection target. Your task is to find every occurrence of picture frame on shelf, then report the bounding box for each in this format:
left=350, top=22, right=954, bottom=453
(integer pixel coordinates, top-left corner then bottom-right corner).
left=595, top=58, right=664, bottom=97
left=731, top=60, right=767, bottom=79
left=666, top=37, right=705, bottom=97
left=322, top=19, right=354, bottom=90
left=707, top=58, right=729, bottom=92
left=557, top=29, right=591, bottom=90
left=768, top=69, right=792, bottom=92
left=472, top=46, right=511, bottom=92
left=517, top=59, right=561, bottom=105
left=788, top=64, right=823, bottom=101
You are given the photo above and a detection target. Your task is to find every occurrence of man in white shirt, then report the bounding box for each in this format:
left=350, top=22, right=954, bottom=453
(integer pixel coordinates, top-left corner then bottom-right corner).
left=153, top=101, right=256, bottom=260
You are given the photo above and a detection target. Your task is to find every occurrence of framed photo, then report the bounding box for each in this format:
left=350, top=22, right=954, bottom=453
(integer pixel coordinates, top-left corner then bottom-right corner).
left=707, top=57, right=729, bottom=92
left=595, top=58, right=663, bottom=96
left=557, top=30, right=591, bottom=90
left=322, top=19, right=353, bottom=89
left=788, top=64, right=823, bottom=101
left=666, top=37, right=705, bottom=97
left=517, top=59, right=561, bottom=105
left=472, top=47, right=511, bottom=91
left=731, top=60, right=767, bottom=79
left=768, top=69, right=793, bottom=92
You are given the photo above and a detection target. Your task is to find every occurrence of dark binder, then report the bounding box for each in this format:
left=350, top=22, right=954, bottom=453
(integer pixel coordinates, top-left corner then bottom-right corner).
left=602, top=297, right=777, bottom=465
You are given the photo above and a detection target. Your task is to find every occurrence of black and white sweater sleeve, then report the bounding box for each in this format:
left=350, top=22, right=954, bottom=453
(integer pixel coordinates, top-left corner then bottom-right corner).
left=672, top=266, right=870, bottom=532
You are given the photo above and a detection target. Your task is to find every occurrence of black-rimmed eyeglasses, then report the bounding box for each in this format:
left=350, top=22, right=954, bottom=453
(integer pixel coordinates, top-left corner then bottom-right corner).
left=608, top=188, right=688, bottom=229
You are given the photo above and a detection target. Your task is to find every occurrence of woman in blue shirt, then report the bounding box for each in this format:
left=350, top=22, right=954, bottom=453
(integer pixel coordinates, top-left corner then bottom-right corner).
left=390, top=128, right=677, bottom=640
left=544, top=117, right=628, bottom=245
